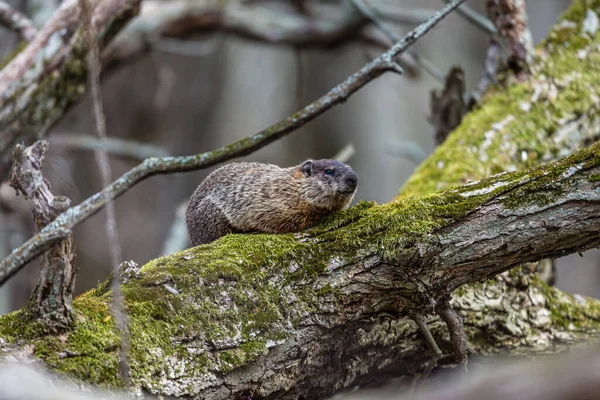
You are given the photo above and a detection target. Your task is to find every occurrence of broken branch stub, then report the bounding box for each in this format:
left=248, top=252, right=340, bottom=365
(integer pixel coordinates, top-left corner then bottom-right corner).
left=9, top=141, right=75, bottom=331
left=486, top=0, right=533, bottom=76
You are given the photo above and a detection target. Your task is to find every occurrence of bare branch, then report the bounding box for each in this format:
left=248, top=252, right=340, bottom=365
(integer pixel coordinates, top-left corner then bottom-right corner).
left=103, top=0, right=364, bottom=71
left=349, top=0, right=400, bottom=46
left=0, top=0, right=467, bottom=286
left=435, top=299, right=469, bottom=369
left=350, top=0, right=444, bottom=81
left=413, top=314, right=442, bottom=358
left=468, top=38, right=501, bottom=108
left=0, top=1, right=37, bottom=41
left=441, top=0, right=497, bottom=35
left=50, top=133, right=169, bottom=161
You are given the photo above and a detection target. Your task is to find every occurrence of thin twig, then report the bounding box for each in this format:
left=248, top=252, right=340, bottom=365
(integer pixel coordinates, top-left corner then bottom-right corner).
left=375, top=6, right=436, bottom=25
left=468, top=38, right=501, bottom=108
left=350, top=0, right=400, bottom=46
left=78, top=0, right=130, bottom=384
left=0, top=1, right=38, bottom=42
left=412, top=314, right=443, bottom=358
left=332, top=143, right=356, bottom=164
left=0, top=0, right=468, bottom=287
left=441, top=0, right=497, bottom=35
left=51, top=133, right=170, bottom=161
left=350, top=0, right=445, bottom=82
left=435, top=299, right=470, bottom=370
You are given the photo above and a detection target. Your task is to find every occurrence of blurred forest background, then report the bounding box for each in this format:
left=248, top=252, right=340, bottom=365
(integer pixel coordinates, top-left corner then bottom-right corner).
left=0, top=0, right=593, bottom=316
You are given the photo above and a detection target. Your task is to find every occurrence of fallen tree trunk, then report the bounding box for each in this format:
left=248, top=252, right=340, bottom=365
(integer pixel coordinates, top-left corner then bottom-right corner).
left=3, top=141, right=600, bottom=398
left=3, top=1, right=600, bottom=399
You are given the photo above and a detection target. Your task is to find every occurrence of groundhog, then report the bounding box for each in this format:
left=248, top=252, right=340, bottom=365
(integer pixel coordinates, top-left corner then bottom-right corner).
left=185, top=159, right=358, bottom=246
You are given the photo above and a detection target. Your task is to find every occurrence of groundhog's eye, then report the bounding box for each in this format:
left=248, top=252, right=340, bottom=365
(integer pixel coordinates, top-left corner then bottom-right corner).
left=324, top=169, right=334, bottom=176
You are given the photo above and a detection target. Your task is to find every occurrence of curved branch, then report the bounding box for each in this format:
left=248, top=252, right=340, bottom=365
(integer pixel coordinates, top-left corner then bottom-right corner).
left=0, top=0, right=467, bottom=287
left=102, top=0, right=364, bottom=70
left=50, top=134, right=169, bottom=161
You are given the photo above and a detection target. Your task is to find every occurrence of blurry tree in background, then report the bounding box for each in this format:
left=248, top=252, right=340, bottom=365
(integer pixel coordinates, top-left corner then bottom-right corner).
left=3, top=0, right=600, bottom=399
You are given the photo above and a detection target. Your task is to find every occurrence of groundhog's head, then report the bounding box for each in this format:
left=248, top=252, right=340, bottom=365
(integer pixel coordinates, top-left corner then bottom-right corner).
left=299, top=159, right=358, bottom=211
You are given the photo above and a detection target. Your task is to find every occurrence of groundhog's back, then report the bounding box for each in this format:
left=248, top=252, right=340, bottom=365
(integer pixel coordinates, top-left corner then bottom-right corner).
left=186, top=162, right=329, bottom=245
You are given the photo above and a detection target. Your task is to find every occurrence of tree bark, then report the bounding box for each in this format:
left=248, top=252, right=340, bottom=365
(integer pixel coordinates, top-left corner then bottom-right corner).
left=2, top=1, right=600, bottom=399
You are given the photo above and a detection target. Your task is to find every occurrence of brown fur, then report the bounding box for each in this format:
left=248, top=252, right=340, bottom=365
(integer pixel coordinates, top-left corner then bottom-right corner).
left=186, top=159, right=358, bottom=246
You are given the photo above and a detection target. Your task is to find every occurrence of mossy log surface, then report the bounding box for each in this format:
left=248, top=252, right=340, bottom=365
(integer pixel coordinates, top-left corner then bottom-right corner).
left=3, top=1, right=600, bottom=399
left=2, top=141, right=600, bottom=398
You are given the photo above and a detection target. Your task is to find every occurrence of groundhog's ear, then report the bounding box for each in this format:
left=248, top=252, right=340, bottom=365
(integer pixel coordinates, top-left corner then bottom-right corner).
left=301, top=160, right=313, bottom=177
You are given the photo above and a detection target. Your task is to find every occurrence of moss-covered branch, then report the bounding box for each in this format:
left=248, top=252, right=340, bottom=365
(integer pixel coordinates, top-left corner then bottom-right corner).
left=401, top=0, right=600, bottom=198
left=0, top=0, right=140, bottom=175
left=3, top=140, right=600, bottom=398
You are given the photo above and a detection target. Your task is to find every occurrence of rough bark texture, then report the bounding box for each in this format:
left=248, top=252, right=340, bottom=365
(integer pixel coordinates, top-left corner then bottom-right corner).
left=1, top=1, right=600, bottom=399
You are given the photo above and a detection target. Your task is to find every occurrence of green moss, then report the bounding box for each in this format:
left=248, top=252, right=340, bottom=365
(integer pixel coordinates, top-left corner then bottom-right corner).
left=534, top=274, right=600, bottom=332
left=400, top=0, right=600, bottom=199
left=218, top=340, right=268, bottom=373
left=588, top=172, right=600, bottom=181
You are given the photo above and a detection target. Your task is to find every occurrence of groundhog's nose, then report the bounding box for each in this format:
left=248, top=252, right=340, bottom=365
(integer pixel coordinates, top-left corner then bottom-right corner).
left=345, top=174, right=358, bottom=190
